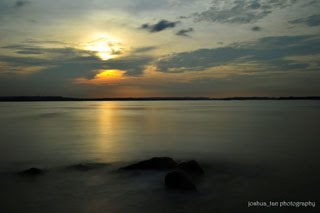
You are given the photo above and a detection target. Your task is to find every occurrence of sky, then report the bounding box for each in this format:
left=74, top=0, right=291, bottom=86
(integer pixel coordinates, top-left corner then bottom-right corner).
left=0, top=0, right=319, bottom=98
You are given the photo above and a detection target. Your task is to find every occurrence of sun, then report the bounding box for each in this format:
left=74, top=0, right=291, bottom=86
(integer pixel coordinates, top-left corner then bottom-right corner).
left=87, top=41, right=113, bottom=60
left=85, top=35, right=122, bottom=60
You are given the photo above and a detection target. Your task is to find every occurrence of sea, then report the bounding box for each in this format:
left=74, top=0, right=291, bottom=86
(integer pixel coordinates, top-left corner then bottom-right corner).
left=0, top=101, right=319, bottom=212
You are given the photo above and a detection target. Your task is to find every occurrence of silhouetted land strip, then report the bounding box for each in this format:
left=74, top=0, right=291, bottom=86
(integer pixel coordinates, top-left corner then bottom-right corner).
left=0, top=96, right=320, bottom=102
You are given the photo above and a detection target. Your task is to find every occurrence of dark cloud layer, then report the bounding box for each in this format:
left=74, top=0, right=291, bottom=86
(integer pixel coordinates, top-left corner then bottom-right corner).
left=0, top=42, right=154, bottom=96
left=141, top=20, right=179, bottom=32
left=176, top=28, right=194, bottom=36
left=289, top=15, right=320, bottom=27
left=194, top=0, right=298, bottom=24
left=251, top=26, right=262, bottom=31
left=0, top=44, right=152, bottom=77
left=156, top=35, right=320, bottom=73
left=14, top=1, right=30, bottom=8
left=132, top=46, right=156, bottom=54
left=102, top=56, right=153, bottom=76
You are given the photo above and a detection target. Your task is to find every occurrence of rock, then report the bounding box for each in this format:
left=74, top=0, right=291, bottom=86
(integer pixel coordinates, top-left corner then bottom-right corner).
left=67, top=163, right=107, bottom=171
left=177, top=160, right=204, bottom=176
left=164, top=171, right=197, bottom=191
left=121, top=157, right=177, bottom=170
left=18, top=167, right=44, bottom=176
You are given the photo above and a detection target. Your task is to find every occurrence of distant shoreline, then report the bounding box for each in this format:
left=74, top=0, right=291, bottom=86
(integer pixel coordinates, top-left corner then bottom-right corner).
left=0, top=96, right=320, bottom=102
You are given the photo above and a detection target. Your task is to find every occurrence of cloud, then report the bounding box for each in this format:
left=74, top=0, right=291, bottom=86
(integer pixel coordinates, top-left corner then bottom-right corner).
left=156, top=35, right=320, bottom=73
left=0, top=41, right=154, bottom=97
left=132, top=46, right=156, bottom=54
left=194, top=0, right=298, bottom=24
left=3, top=44, right=44, bottom=55
left=1, top=44, right=88, bottom=58
left=251, top=26, right=262, bottom=31
left=301, top=0, right=319, bottom=7
left=1, top=36, right=320, bottom=97
left=127, top=0, right=196, bottom=13
left=128, top=0, right=168, bottom=12
left=0, top=49, right=99, bottom=77
left=289, top=15, right=320, bottom=27
left=176, top=28, right=194, bottom=36
left=141, top=19, right=179, bottom=32
left=101, top=56, right=153, bottom=76
left=178, top=16, right=190, bottom=20
left=0, top=44, right=153, bottom=77
left=14, top=1, right=31, bottom=8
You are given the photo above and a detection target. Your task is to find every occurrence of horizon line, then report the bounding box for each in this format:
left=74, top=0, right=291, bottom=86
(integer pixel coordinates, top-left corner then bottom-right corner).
left=0, top=96, right=320, bottom=102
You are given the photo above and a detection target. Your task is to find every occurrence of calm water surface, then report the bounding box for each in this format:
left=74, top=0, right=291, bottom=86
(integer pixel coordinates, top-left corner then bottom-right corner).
left=0, top=101, right=319, bottom=212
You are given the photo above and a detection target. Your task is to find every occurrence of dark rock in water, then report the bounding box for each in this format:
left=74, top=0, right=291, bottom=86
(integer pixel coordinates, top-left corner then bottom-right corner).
left=177, top=160, right=204, bottom=176
left=121, top=157, right=177, bottom=170
left=165, top=171, right=197, bottom=191
left=19, top=167, right=44, bottom=176
left=67, top=163, right=107, bottom=171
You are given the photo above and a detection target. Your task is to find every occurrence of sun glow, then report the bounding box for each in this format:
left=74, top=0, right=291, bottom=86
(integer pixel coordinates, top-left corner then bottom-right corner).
left=75, top=69, right=126, bottom=85
left=96, top=69, right=124, bottom=79
left=84, top=35, right=123, bottom=60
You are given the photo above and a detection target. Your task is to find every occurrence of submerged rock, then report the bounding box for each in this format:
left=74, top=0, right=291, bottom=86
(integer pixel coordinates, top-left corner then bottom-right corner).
left=121, top=157, right=177, bottom=170
left=177, top=160, right=204, bottom=176
left=164, top=170, right=197, bottom=191
left=67, top=163, right=107, bottom=171
left=119, top=157, right=204, bottom=192
left=18, top=167, right=44, bottom=176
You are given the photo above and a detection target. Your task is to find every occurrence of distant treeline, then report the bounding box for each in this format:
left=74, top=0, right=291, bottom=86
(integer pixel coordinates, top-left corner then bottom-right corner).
left=0, top=96, right=320, bottom=102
